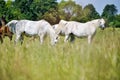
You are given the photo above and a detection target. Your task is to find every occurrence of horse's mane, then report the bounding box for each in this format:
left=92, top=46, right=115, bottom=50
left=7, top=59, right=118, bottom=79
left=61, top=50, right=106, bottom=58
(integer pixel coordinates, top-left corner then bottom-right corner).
left=89, top=19, right=100, bottom=23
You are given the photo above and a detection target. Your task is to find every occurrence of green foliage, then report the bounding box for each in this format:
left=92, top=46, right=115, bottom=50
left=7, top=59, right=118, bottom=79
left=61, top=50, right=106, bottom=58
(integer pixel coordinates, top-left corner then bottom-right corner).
left=58, top=0, right=82, bottom=21
left=0, top=0, right=6, bottom=17
left=58, top=1, right=100, bottom=22
left=83, top=4, right=100, bottom=21
left=115, top=14, right=120, bottom=22
left=43, top=9, right=60, bottom=25
left=5, top=0, right=20, bottom=21
left=3, top=0, right=58, bottom=21
left=0, top=28, right=120, bottom=80
left=102, top=4, right=117, bottom=19
left=114, top=14, right=120, bottom=28
left=102, top=4, right=118, bottom=27
left=0, top=0, right=119, bottom=27
left=114, top=21, right=120, bottom=28
left=29, top=0, right=58, bottom=20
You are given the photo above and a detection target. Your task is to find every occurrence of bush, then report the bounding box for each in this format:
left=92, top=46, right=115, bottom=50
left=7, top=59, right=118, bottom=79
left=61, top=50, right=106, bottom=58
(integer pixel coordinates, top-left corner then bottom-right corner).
left=115, top=21, right=120, bottom=28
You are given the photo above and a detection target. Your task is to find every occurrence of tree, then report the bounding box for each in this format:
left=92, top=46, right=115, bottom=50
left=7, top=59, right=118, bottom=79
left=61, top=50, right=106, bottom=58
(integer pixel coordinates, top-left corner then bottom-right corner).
left=31, top=0, right=58, bottom=20
left=102, top=4, right=118, bottom=23
left=114, top=14, right=120, bottom=28
left=11, top=0, right=58, bottom=21
left=13, top=0, right=33, bottom=20
left=83, top=4, right=100, bottom=21
left=5, top=0, right=20, bottom=22
left=0, top=0, right=6, bottom=17
left=43, top=8, right=60, bottom=25
left=58, top=0, right=82, bottom=21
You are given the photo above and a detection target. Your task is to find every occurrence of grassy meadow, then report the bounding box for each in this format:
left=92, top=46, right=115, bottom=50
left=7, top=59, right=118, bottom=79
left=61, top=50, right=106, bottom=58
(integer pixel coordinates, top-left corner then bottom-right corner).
left=0, top=28, right=120, bottom=80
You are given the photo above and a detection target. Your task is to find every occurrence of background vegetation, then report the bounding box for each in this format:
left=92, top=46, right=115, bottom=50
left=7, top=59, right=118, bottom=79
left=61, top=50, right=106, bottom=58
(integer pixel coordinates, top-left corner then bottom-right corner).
left=0, top=0, right=120, bottom=26
left=0, top=0, right=120, bottom=80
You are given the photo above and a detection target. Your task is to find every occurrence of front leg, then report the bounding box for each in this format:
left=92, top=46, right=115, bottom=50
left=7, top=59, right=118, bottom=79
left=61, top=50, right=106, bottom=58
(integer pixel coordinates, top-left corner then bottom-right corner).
left=15, top=34, right=21, bottom=44
left=64, top=34, right=69, bottom=42
left=40, top=34, right=45, bottom=44
left=88, top=35, right=92, bottom=44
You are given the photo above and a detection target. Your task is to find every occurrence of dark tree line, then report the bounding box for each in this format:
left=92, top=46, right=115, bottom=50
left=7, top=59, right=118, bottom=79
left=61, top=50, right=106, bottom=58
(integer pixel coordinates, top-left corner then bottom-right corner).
left=0, top=0, right=120, bottom=27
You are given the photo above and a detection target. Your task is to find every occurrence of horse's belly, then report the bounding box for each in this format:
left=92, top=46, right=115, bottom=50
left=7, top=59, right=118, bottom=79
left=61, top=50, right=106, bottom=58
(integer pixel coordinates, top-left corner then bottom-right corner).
left=24, top=29, right=38, bottom=36
left=73, top=31, right=88, bottom=37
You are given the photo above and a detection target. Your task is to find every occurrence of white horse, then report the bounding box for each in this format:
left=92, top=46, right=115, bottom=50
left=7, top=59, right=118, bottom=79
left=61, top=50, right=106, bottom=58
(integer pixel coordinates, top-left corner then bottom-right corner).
left=6, top=19, right=58, bottom=45
left=55, top=19, right=105, bottom=44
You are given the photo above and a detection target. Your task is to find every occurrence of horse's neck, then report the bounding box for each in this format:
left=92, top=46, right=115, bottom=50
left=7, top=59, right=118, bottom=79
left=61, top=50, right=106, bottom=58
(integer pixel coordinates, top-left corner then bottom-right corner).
left=90, top=19, right=100, bottom=28
left=48, top=27, right=55, bottom=37
left=55, top=25, right=61, bottom=35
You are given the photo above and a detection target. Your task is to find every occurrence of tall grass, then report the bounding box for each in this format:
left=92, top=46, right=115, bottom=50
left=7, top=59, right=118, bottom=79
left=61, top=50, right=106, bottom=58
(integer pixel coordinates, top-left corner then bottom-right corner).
left=0, top=28, right=120, bottom=80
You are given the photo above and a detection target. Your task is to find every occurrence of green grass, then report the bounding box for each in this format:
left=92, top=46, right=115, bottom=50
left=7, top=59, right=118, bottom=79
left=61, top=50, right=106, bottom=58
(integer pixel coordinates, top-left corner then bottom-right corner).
left=0, top=28, right=120, bottom=80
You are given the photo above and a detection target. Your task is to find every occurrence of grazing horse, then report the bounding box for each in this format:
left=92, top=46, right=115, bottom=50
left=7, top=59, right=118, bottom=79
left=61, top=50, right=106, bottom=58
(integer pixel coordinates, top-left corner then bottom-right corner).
left=55, top=19, right=105, bottom=44
left=6, top=19, right=58, bottom=45
left=0, top=16, right=13, bottom=43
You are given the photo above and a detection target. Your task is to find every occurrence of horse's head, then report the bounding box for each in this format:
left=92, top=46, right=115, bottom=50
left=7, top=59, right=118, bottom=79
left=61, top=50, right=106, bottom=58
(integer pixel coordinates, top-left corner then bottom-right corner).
left=99, top=18, right=105, bottom=30
left=59, top=20, right=68, bottom=27
left=55, top=20, right=68, bottom=35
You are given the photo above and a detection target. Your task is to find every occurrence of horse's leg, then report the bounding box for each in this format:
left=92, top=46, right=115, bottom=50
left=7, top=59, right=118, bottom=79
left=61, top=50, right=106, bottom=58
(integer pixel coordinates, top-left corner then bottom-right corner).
left=15, top=34, right=21, bottom=44
left=88, top=35, right=92, bottom=44
left=20, top=35, right=24, bottom=45
left=30, top=36, right=36, bottom=41
left=40, top=34, right=44, bottom=44
left=8, top=33, right=13, bottom=41
left=64, top=34, right=69, bottom=42
left=9, top=35, right=13, bottom=41
left=70, top=33, right=75, bottom=42
left=0, top=36, right=3, bottom=44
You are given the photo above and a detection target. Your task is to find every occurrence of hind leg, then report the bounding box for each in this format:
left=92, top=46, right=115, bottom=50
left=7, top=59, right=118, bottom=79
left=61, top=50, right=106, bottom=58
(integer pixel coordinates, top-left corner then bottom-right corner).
left=70, top=34, right=75, bottom=42
left=20, top=35, right=24, bottom=45
left=10, top=35, right=13, bottom=41
left=8, top=34, right=13, bottom=41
